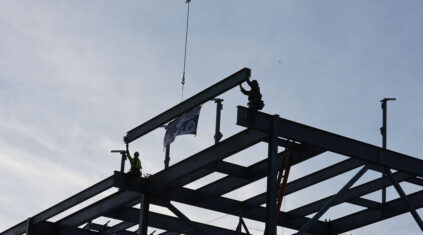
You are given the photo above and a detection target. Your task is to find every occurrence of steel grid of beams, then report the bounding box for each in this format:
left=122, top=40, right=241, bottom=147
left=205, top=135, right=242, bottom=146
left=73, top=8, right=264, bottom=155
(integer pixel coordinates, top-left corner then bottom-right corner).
left=2, top=69, right=423, bottom=235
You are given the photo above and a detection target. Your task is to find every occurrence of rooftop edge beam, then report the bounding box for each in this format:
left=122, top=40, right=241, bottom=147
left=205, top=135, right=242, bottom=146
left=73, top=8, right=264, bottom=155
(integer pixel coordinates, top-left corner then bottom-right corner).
left=236, top=106, right=423, bottom=177
left=124, top=68, right=251, bottom=143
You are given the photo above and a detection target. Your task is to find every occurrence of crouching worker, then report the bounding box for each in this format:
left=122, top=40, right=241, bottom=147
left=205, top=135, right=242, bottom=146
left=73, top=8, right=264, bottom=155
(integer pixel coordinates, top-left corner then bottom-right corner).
left=126, top=144, right=142, bottom=178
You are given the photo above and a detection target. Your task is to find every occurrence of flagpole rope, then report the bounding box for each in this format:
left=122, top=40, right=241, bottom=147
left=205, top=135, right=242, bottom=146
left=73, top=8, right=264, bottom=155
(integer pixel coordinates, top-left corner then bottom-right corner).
left=181, top=0, right=191, bottom=101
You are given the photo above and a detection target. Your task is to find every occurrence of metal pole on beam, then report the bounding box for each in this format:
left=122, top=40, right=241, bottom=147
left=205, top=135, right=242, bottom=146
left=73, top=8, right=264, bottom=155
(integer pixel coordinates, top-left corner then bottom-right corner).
left=139, top=194, right=150, bottom=235
left=111, top=150, right=127, bottom=173
left=298, top=164, right=369, bottom=234
left=164, top=145, right=170, bottom=169
left=162, top=125, right=171, bottom=169
left=386, top=169, right=423, bottom=231
left=265, top=114, right=279, bottom=235
left=121, top=152, right=127, bottom=172
left=213, top=98, right=223, bottom=144
left=380, top=97, right=396, bottom=206
left=25, top=218, right=31, bottom=235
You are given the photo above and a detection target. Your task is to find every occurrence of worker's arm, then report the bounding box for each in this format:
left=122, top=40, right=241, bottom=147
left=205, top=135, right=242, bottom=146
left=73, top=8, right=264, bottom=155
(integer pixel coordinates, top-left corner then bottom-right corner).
left=126, top=144, right=133, bottom=161
left=240, top=84, right=250, bottom=95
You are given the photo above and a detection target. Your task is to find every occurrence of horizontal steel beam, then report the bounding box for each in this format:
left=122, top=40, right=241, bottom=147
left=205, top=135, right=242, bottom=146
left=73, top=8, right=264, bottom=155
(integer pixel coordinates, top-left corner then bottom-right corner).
left=27, top=221, right=100, bottom=235
left=103, top=221, right=134, bottom=234
left=148, top=129, right=267, bottom=191
left=406, top=177, right=423, bottom=186
left=237, top=106, right=423, bottom=177
left=124, top=68, right=251, bottom=143
left=289, top=171, right=412, bottom=217
left=87, top=223, right=136, bottom=235
left=347, top=197, right=381, bottom=210
left=332, top=190, right=423, bottom=233
left=113, top=174, right=329, bottom=234
left=0, top=176, right=114, bottom=235
left=194, top=145, right=324, bottom=202
left=163, top=139, right=302, bottom=191
left=57, top=190, right=140, bottom=227
left=107, top=207, right=249, bottom=235
left=244, top=158, right=364, bottom=207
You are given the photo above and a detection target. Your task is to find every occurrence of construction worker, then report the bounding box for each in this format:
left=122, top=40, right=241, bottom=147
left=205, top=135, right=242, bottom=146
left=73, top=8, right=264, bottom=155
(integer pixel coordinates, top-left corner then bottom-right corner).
left=240, top=79, right=264, bottom=111
left=126, top=144, right=142, bottom=178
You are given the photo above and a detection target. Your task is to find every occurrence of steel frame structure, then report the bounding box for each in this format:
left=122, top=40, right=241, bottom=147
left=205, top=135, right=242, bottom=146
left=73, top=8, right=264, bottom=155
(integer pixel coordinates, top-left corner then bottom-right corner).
left=2, top=68, right=423, bottom=235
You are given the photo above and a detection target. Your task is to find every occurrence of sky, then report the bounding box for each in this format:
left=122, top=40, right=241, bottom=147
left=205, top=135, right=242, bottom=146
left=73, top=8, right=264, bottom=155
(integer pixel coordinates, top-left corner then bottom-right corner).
left=1, top=1, right=423, bottom=234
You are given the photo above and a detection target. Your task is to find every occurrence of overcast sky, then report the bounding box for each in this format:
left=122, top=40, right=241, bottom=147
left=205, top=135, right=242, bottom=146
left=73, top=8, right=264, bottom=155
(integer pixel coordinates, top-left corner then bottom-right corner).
left=1, top=1, right=423, bottom=234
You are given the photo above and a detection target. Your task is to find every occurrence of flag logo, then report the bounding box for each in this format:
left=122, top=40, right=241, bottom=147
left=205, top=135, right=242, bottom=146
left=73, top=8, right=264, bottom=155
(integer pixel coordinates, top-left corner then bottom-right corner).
left=164, top=106, right=201, bottom=147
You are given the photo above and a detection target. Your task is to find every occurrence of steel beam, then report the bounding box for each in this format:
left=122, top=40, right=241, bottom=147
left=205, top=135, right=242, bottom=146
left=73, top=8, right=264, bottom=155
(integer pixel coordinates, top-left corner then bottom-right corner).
left=58, top=190, right=140, bottom=227
left=289, top=170, right=412, bottom=217
left=87, top=223, right=137, bottom=235
left=165, top=139, right=303, bottom=191
left=1, top=176, right=114, bottom=235
left=244, top=158, right=364, bottom=208
left=332, top=190, right=423, bottom=233
left=347, top=197, right=381, bottom=210
left=297, top=164, right=369, bottom=234
left=148, top=129, right=267, bottom=191
left=104, top=221, right=134, bottom=234
left=265, top=115, right=279, bottom=235
left=406, top=177, right=423, bottom=186
left=237, top=106, right=423, bottom=177
left=166, top=202, right=206, bottom=235
left=194, top=145, right=324, bottom=202
left=28, top=221, right=101, bottom=235
left=124, top=68, right=251, bottom=143
left=139, top=194, right=150, bottom=235
left=387, top=170, right=423, bottom=231
left=107, top=208, right=250, bottom=235
left=114, top=174, right=329, bottom=233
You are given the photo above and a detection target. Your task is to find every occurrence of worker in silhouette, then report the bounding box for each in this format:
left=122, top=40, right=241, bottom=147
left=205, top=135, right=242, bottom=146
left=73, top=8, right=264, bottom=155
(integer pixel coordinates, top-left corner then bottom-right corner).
left=126, top=144, right=142, bottom=178
left=240, top=79, right=264, bottom=111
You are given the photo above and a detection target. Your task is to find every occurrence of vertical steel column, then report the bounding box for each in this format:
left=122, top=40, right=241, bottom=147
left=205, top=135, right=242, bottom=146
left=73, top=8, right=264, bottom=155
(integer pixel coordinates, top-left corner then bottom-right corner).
left=380, top=98, right=396, bottom=205
left=265, top=114, right=279, bottom=235
left=214, top=98, right=223, bottom=144
left=164, top=145, right=170, bottom=169
left=120, top=152, right=126, bottom=173
left=162, top=125, right=171, bottom=169
left=25, top=218, right=31, bottom=235
left=298, top=164, right=369, bottom=234
left=387, top=170, right=423, bottom=231
left=139, top=194, right=150, bottom=235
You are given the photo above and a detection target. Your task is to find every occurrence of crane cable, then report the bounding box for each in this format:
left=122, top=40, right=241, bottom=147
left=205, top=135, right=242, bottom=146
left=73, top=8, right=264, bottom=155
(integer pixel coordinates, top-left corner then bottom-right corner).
left=181, top=0, right=191, bottom=101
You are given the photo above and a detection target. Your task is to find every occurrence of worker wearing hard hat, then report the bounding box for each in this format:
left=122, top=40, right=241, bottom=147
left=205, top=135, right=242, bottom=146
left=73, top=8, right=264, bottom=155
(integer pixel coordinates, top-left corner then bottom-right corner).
left=126, top=144, right=142, bottom=177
